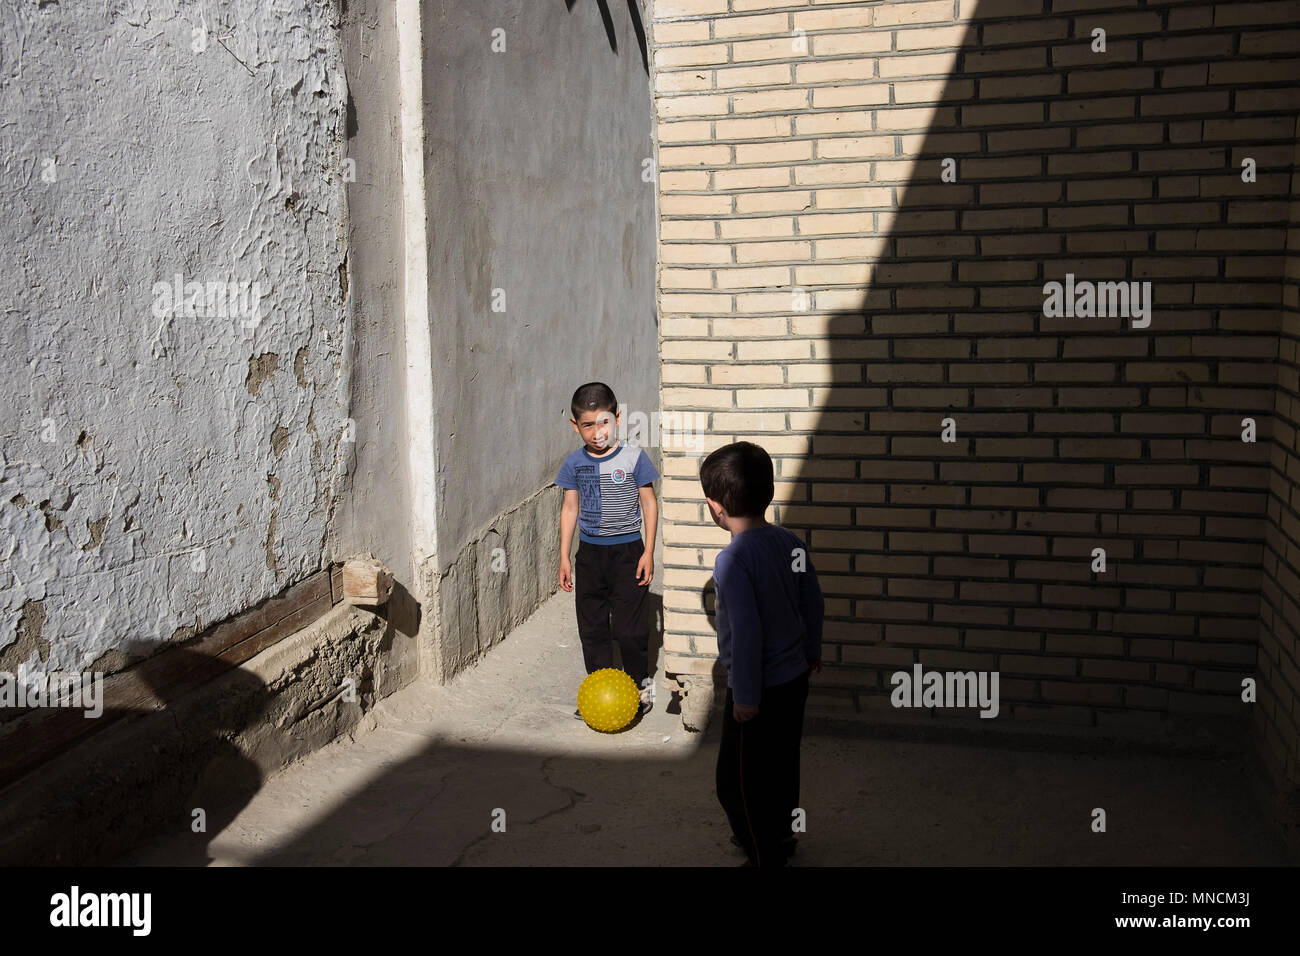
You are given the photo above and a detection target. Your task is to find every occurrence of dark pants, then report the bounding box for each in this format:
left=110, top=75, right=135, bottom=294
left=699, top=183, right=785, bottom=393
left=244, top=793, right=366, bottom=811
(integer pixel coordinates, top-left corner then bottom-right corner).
left=716, top=668, right=810, bottom=866
left=574, top=538, right=649, bottom=686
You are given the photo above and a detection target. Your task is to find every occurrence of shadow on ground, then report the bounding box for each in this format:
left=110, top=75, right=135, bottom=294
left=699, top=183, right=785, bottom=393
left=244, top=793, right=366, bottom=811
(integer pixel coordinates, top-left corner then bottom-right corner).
left=114, top=593, right=1291, bottom=866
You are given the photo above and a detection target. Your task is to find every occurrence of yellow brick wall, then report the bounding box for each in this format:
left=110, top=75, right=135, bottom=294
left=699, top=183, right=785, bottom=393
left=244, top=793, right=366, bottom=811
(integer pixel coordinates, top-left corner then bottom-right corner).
left=645, top=0, right=1300, bottom=795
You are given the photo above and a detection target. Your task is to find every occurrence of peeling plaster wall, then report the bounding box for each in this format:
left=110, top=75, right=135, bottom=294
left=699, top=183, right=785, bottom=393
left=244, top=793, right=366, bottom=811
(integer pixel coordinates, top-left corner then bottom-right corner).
left=0, top=0, right=351, bottom=677
left=421, top=0, right=660, bottom=577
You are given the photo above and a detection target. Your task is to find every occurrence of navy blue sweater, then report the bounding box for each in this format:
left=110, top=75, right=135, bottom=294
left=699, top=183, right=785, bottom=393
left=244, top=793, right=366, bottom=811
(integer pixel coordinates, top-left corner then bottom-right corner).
left=713, top=524, right=824, bottom=707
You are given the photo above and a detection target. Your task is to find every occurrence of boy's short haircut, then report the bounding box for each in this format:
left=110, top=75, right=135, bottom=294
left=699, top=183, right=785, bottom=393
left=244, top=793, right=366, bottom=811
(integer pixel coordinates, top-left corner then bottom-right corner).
left=570, top=382, right=618, bottom=423
left=699, top=441, right=774, bottom=519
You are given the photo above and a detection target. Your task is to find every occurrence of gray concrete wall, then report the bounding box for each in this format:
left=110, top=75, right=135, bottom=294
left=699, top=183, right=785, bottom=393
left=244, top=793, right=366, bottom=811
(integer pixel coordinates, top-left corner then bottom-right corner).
left=334, top=0, right=416, bottom=593
left=419, top=0, right=660, bottom=678
left=0, top=0, right=351, bottom=678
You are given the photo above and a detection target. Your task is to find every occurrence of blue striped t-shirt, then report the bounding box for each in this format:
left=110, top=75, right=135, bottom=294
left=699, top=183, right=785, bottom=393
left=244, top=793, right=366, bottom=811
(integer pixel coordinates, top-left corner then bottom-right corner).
left=555, top=441, right=660, bottom=545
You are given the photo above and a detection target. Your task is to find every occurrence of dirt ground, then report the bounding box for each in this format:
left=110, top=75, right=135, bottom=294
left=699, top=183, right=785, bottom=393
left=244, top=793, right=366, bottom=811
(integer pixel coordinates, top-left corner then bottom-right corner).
left=118, top=592, right=1294, bottom=867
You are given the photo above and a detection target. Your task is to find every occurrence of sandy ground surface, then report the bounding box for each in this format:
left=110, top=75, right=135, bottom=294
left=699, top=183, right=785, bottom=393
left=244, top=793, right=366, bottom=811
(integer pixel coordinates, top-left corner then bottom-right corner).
left=118, top=591, right=1294, bottom=867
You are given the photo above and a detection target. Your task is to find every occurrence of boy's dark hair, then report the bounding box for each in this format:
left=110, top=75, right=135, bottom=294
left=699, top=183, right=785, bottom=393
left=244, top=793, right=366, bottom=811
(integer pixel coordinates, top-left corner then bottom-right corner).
left=570, top=382, right=618, bottom=423
left=699, top=441, right=774, bottom=519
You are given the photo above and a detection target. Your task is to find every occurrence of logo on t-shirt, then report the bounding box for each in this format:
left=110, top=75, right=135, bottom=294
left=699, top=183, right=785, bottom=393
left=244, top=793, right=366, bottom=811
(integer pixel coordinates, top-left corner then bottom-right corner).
left=612, top=468, right=627, bottom=483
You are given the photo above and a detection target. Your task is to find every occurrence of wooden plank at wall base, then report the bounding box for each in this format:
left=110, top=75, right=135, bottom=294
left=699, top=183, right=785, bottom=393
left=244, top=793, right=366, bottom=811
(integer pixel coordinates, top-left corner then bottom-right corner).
left=216, top=591, right=336, bottom=671
left=109, top=571, right=334, bottom=715
left=0, top=564, right=342, bottom=792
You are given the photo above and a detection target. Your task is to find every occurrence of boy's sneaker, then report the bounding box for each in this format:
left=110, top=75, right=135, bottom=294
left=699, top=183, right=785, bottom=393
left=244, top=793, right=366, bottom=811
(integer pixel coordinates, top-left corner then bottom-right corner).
left=637, top=678, right=654, bottom=716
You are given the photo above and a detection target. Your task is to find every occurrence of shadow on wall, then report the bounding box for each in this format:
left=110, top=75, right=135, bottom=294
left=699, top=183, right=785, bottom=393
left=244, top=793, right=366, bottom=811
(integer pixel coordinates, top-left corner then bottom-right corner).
left=3, top=565, right=427, bottom=866
left=691, top=4, right=1285, bottom=749
left=565, top=0, right=649, bottom=76
left=128, top=647, right=272, bottom=866
left=0, top=644, right=270, bottom=866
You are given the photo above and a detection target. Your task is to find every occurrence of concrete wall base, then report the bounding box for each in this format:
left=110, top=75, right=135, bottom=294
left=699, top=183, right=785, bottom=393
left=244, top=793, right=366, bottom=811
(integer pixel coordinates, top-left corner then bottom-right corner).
left=0, top=602, right=411, bottom=865
left=423, top=485, right=563, bottom=684
left=679, top=675, right=717, bottom=733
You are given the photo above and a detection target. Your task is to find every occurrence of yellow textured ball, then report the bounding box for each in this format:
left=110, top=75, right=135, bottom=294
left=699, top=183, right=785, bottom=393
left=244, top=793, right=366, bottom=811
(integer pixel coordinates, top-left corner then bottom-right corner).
left=577, top=668, right=640, bottom=732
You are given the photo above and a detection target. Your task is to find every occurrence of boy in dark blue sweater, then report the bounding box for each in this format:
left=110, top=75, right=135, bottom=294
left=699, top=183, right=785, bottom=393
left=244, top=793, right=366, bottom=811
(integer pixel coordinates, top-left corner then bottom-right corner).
left=701, top=441, right=823, bottom=867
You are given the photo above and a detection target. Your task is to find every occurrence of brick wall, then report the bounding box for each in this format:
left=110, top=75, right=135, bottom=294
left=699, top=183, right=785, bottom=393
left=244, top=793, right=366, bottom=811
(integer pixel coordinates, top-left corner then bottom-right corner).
left=647, top=0, right=1299, bottom=811
left=1258, top=120, right=1300, bottom=839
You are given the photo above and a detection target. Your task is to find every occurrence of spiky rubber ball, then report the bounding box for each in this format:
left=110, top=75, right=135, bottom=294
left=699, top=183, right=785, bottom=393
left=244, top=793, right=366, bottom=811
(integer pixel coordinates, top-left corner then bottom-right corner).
left=577, top=668, right=640, bottom=732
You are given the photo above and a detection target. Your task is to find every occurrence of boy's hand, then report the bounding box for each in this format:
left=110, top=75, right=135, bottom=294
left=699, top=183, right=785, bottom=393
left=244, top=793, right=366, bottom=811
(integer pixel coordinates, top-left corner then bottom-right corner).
left=559, top=556, right=573, bottom=592
left=734, top=703, right=759, bottom=722
left=635, top=551, right=653, bottom=586
left=808, top=659, right=822, bottom=675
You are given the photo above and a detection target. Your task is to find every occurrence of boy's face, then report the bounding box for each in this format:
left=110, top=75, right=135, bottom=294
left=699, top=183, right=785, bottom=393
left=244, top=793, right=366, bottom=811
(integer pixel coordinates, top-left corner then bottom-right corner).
left=571, top=408, right=619, bottom=453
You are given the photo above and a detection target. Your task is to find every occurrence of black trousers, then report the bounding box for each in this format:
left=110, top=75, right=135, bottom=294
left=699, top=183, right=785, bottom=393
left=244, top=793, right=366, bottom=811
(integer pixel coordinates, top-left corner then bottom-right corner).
left=574, top=538, right=649, bottom=686
left=716, top=668, right=810, bottom=866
